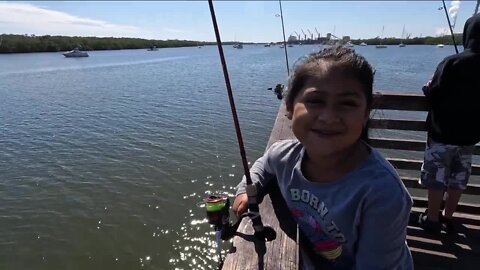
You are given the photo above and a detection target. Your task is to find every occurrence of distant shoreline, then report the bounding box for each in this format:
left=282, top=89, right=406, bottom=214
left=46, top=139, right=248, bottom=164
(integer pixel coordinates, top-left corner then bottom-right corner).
left=0, top=34, right=463, bottom=54
left=0, top=34, right=216, bottom=54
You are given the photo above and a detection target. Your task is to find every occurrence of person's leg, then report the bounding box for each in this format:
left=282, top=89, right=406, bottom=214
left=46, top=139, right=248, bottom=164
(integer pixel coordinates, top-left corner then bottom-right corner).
left=443, top=188, right=463, bottom=218
left=427, top=190, right=444, bottom=222
left=419, top=137, right=453, bottom=232
left=441, top=145, right=474, bottom=234
left=444, top=145, right=473, bottom=217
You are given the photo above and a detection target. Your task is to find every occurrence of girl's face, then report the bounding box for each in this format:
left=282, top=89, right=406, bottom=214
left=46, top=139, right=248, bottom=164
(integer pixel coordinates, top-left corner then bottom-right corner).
left=287, top=68, right=369, bottom=159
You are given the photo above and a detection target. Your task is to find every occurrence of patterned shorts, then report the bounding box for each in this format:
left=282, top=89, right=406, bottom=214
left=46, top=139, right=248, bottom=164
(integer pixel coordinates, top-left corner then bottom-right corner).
left=420, top=137, right=475, bottom=190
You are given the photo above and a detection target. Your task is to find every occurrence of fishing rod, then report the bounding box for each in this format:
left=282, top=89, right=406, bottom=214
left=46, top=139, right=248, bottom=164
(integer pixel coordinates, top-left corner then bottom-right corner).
left=205, top=0, right=276, bottom=261
left=441, top=0, right=459, bottom=53
left=267, top=0, right=289, bottom=101
left=278, top=0, right=290, bottom=76
left=266, top=0, right=290, bottom=100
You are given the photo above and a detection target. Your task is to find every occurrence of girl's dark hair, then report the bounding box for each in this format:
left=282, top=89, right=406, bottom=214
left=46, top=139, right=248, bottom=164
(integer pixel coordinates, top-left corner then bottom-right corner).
left=285, top=46, right=375, bottom=142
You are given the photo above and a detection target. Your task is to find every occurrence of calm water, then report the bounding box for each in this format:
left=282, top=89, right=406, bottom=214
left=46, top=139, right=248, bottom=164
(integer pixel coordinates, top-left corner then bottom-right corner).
left=0, top=44, right=458, bottom=269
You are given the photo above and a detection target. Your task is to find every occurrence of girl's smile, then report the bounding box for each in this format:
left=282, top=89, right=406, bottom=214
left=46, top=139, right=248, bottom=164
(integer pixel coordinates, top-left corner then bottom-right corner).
left=287, top=68, right=369, bottom=162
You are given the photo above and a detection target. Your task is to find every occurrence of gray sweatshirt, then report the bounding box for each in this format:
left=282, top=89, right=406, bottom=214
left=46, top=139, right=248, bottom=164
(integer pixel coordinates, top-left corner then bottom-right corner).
left=236, top=139, right=413, bottom=270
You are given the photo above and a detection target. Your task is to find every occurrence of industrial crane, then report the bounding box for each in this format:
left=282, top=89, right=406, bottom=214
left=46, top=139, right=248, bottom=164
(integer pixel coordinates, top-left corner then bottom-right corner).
left=315, top=27, right=321, bottom=39
left=307, top=29, right=314, bottom=41
left=294, top=31, right=301, bottom=40
left=300, top=29, right=307, bottom=41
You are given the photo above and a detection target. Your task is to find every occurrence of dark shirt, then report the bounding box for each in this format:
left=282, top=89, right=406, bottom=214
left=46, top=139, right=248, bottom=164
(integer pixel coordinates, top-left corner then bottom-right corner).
left=423, top=13, right=480, bottom=145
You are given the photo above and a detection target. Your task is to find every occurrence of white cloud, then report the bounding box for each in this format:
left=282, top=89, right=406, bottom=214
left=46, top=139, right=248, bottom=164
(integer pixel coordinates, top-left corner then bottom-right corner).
left=0, top=2, right=153, bottom=38
left=435, top=27, right=450, bottom=36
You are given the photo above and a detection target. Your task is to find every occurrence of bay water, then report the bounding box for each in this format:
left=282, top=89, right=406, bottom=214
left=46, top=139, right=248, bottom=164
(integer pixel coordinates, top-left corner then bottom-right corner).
left=0, top=44, right=458, bottom=269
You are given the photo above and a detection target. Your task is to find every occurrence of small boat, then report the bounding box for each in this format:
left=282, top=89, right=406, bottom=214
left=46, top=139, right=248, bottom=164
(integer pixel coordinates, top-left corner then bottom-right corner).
left=345, top=41, right=354, bottom=47
left=360, top=42, right=367, bottom=46
left=63, top=47, right=88, bottom=57
left=376, top=26, right=388, bottom=48
left=437, top=44, right=444, bottom=48
left=264, top=44, right=271, bottom=47
left=399, top=25, right=407, bottom=47
left=147, top=46, right=158, bottom=51
left=233, top=43, right=243, bottom=49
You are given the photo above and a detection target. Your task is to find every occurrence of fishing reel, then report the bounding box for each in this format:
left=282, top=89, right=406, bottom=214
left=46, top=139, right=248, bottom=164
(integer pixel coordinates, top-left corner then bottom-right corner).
left=204, top=195, right=238, bottom=240
left=204, top=195, right=276, bottom=242
left=205, top=195, right=231, bottom=231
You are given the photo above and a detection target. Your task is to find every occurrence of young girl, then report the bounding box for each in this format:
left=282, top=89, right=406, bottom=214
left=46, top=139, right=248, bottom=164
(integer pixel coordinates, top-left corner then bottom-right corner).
left=233, top=46, right=413, bottom=269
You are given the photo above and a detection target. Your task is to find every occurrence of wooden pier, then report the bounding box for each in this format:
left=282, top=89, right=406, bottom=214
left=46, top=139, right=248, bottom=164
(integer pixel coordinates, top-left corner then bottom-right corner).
left=221, top=92, right=480, bottom=269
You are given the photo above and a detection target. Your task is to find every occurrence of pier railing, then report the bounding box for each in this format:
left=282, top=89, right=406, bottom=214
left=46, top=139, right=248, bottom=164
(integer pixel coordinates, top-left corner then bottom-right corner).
left=221, top=92, right=480, bottom=270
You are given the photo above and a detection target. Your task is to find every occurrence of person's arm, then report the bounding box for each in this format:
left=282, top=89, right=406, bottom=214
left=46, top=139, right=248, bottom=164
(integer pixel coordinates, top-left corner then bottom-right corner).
left=354, top=180, right=413, bottom=270
left=423, top=59, right=450, bottom=101
left=233, top=141, right=282, bottom=216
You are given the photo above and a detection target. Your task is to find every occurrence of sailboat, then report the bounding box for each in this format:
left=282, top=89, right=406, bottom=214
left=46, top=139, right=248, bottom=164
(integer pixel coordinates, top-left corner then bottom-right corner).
left=233, top=43, right=243, bottom=49
left=399, top=25, right=406, bottom=47
left=376, top=26, right=388, bottom=48
left=232, top=34, right=243, bottom=49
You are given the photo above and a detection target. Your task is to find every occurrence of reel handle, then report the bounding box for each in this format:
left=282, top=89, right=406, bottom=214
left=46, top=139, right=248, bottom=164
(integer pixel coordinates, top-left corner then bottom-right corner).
left=221, top=212, right=277, bottom=242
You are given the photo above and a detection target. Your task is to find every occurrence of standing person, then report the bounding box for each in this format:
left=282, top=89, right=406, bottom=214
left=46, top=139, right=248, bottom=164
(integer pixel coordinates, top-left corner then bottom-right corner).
left=419, top=13, right=480, bottom=234
left=233, top=46, right=413, bottom=269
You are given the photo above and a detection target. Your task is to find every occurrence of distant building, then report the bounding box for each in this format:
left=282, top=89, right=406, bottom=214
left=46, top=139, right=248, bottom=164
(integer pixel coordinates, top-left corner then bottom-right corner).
left=288, top=35, right=297, bottom=42
left=342, top=36, right=351, bottom=41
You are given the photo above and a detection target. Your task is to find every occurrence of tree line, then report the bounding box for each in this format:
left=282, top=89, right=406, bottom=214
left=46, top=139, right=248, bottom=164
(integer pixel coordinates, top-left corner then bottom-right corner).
left=0, top=34, right=218, bottom=53
left=287, top=34, right=463, bottom=46
left=352, top=34, right=463, bottom=46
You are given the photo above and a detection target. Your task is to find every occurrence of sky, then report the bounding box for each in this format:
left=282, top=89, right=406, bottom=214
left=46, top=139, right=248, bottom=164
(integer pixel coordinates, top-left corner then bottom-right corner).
left=0, top=1, right=478, bottom=43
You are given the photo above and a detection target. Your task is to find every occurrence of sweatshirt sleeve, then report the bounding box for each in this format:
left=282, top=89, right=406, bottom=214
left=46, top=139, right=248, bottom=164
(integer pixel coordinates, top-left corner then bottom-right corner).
left=354, top=178, right=413, bottom=270
left=423, top=59, right=450, bottom=102
left=235, top=141, right=283, bottom=197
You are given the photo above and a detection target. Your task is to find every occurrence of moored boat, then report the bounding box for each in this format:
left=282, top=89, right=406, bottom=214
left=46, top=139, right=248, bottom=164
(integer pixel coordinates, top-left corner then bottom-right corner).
left=399, top=25, right=407, bottom=47
left=63, top=47, right=89, bottom=57
left=376, top=26, right=388, bottom=48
